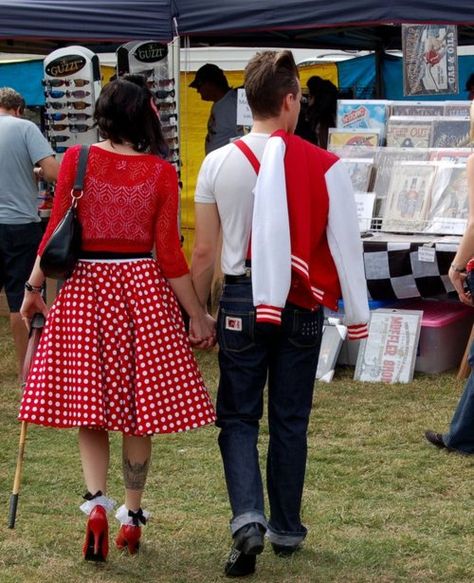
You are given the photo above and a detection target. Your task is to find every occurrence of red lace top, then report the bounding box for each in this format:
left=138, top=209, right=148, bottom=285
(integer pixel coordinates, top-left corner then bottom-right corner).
left=38, top=144, right=189, bottom=279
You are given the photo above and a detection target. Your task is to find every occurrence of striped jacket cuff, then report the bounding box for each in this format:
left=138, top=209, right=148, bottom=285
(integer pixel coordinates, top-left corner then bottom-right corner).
left=347, top=323, right=369, bottom=340
left=256, top=305, right=283, bottom=325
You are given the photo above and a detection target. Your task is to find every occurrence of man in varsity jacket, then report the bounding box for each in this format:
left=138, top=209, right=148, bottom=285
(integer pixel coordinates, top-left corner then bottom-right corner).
left=191, top=50, right=369, bottom=578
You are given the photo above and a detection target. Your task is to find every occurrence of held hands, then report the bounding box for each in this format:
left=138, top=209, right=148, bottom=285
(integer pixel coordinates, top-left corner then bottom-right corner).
left=189, top=312, right=217, bottom=349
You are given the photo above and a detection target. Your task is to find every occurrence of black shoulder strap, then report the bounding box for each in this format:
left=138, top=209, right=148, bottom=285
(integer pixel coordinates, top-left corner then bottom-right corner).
left=73, top=145, right=90, bottom=192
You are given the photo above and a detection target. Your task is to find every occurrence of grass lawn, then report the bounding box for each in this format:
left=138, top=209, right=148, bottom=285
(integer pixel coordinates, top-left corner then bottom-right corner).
left=1, top=314, right=474, bottom=582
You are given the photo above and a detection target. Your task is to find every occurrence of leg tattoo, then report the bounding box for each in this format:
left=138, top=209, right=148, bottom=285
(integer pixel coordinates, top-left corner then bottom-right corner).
left=123, top=454, right=150, bottom=491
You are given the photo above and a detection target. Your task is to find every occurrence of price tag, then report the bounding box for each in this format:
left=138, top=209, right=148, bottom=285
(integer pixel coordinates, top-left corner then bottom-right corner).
left=418, top=246, right=436, bottom=263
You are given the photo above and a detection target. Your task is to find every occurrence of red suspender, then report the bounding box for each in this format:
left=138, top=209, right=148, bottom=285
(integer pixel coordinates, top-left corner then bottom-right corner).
left=234, top=139, right=260, bottom=174
left=233, top=139, right=260, bottom=260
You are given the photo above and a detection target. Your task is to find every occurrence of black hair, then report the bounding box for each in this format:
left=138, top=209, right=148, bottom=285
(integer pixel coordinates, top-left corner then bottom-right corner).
left=94, top=78, right=168, bottom=157
left=466, top=73, right=474, bottom=92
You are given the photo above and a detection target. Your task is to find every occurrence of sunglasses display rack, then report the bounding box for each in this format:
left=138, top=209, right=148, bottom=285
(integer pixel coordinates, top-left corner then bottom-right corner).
left=43, top=46, right=101, bottom=158
left=116, top=39, right=181, bottom=175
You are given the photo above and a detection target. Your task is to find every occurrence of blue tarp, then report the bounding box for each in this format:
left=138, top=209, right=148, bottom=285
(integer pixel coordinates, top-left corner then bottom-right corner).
left=337, top=53, right=474, bottom=100
left=5, top=53, right=473, bottom=106
left=0, top=59, right=44, bottom=105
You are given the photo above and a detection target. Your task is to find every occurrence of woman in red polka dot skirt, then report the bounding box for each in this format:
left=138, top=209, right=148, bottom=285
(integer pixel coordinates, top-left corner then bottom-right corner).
left=18, top=78, right=216, bottom=562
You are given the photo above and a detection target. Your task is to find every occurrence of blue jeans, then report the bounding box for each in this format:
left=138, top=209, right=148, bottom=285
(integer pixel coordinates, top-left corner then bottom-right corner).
left=216, top=280, right=323, bottom=546
left=443, top=340, right=474, bottom=454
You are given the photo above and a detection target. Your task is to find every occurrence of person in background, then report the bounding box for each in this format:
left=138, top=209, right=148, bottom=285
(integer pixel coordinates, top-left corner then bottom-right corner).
left=425, top=101, right=474, bottom=454
left=189, top=63, right=244, bottom=154
left=466, top=73, right=474, bottom=100
left=191, top=50, right=369, bottom=577
left=18, top=79, right=216, bottom=563
left=305, top=76, right=339, bottom=149
left=0, top=87, right=59, bottom=379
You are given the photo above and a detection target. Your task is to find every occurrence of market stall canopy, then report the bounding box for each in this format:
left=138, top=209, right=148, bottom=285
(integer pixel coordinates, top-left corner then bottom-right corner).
left=0, top=0, right=174, bottom=53
left=0, top=0, right=474, bottom=53
left=175, top=0, right=474, bottom=50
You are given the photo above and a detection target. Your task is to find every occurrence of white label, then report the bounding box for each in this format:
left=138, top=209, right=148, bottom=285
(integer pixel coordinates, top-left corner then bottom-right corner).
left=225, top=316, right=243, bottom=331
left=417, top=246, right=436, bottom=263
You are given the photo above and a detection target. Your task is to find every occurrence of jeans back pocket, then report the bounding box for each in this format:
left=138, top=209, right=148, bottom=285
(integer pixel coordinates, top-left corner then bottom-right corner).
left=218, top=307, right=256, bottom=353
left=288, top=308, right=323, bottom=348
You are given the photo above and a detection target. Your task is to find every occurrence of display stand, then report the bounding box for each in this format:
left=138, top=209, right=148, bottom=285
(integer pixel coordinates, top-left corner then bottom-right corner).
left=116, top=39, right=181, bottom=175
left=43, top=46, right=101, bottom=156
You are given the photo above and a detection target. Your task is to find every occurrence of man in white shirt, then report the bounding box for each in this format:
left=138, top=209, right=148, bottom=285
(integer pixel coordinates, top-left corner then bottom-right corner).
left=189, top=64, right=244, bottom=154
left=191, top=51, right=368, bottom=578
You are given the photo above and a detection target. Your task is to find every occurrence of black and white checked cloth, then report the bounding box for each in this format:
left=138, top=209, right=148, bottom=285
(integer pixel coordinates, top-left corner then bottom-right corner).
left=363, top=238, right=458, bottom=300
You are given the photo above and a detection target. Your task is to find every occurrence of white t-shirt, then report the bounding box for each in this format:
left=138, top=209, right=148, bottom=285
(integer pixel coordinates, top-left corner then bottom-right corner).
left=205, top=89, right=244, bottom=155
left=195, top=132, right=269, bottom=275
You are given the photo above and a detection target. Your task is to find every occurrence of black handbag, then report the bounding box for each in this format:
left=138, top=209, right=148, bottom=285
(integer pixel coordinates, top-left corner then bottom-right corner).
left=40, top=145, right=90, bottom=280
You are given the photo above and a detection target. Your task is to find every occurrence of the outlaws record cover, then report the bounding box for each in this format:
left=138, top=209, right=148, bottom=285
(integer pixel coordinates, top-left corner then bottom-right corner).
left=402, top=24, right=458, bottom=96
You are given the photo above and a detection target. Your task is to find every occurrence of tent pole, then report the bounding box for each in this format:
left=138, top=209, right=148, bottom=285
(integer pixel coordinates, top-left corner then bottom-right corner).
left=375, top=45, right=384, bottom=98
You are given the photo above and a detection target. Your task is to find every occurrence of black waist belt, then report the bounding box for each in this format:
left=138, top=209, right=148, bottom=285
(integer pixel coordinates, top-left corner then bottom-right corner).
left=79, top=251, right=153, bottom=260
left=224, top=273, right=251, bottom=285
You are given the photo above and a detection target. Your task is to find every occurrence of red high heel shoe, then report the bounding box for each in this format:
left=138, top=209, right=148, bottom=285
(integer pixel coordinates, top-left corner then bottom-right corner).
left=115, top=524, right=141, bottom=555
left=83, top=505, right=109, bottom=562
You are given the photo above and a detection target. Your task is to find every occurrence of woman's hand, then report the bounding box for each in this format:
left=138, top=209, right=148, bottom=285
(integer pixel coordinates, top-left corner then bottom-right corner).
left=449, top=267, right=473, bottom=306
left=20, top=291, right=48, bottom=328
left=189, top=313, right=217, bottom=349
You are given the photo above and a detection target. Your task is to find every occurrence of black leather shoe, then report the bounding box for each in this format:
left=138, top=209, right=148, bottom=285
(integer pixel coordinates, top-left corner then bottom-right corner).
left=425, top=430, right=447, bottom=449
left=224, top=523, right=265, bottom=577
left=271, top=542, right=300, bottom=557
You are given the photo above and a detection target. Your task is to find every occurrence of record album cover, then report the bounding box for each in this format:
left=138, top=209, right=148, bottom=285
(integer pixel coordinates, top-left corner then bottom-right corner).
left=382, top=161, right=438, bottom=232
left=430, top=118, right=470, bottom=148
left=328, top=128, right=380, bottom=149
left=386, top=116, right=433, bottom=148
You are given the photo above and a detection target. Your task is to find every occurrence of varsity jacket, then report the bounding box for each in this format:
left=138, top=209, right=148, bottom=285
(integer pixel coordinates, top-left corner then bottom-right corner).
left=251, top=130, right=369, bottom=340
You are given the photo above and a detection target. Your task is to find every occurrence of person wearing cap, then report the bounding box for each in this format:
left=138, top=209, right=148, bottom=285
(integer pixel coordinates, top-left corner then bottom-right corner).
left=189, top=64, right=244, bottom=155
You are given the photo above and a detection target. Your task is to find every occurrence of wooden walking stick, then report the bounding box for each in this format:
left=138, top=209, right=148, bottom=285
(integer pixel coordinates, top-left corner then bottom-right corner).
left=8, top=312, right=45, bottom=529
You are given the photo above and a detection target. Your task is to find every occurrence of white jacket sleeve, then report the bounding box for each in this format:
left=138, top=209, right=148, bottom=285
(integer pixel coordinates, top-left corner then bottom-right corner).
left=251, top=136, right=291, bottom=325
left=325, top=160, right=369, bottom=339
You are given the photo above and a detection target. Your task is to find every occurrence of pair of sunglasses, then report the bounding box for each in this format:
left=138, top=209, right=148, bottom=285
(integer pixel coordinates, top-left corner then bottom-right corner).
left=44, top=112, right=92, bottom=121
left=157, top=78, right=175, bottom=88
left=49, top=135, right=70, bottom=143
left=159, top=112, right=177, bottom=123
left=158, top=101, right=176, bottom=111
left=53, top=145, right=69, bottom=153
left=42, top=79, right=90, bottom=88
left=155, top=89, right=175, bottom=99
left=45, top=90, right=91, bottom=99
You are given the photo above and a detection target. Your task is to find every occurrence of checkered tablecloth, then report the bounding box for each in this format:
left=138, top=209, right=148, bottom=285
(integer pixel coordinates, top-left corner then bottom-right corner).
left=363, top=237, right=459, bottom=300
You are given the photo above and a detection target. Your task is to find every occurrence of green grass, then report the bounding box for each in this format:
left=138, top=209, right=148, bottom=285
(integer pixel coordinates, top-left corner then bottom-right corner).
left=1, top=314, right=474, bottom=582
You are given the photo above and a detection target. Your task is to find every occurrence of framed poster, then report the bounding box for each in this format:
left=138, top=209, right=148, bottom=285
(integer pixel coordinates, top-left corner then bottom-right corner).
left=402, top=24, right=458, bottom=96
left=354, top=309, right=423, bottom=383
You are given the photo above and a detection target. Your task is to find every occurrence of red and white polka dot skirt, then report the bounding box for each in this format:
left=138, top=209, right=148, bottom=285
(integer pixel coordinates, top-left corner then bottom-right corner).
left=19, top=259, right=216, bottom=436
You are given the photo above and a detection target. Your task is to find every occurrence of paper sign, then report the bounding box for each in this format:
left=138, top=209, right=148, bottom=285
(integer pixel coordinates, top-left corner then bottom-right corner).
left=354, top=309, right=423, bottom=383
left=417, top=246, right=436, bottom=263
left=237, top=88, right=253, bottom=126
left=354, top=192, right=376, bottom=232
